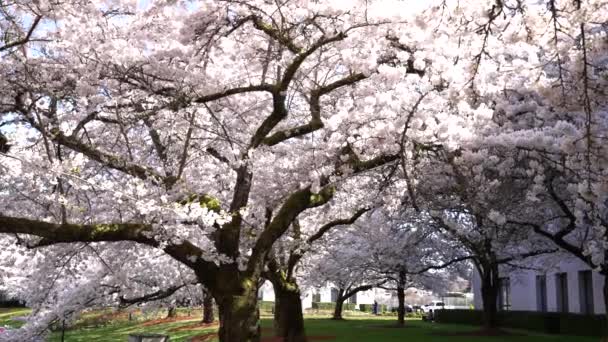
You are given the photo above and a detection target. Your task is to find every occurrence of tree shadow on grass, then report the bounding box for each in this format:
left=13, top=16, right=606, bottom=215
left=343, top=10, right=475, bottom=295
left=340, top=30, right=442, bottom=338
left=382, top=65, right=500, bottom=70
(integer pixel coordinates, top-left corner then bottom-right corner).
left=430, top=329, right=525, bottom=337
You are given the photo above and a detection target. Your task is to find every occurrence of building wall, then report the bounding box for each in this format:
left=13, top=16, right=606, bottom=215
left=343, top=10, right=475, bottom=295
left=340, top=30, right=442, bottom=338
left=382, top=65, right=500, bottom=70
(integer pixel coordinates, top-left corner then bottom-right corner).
left=257, top=281, right=381, bottom=312
left=509, top=272, right=536, bottom=311
left=357, top=288, right=377, bottom=306
left=472, top=255, right=606, bottom=314
left=593, top=272, right=606, bottom=314
left=472, top=271, right=483, bottom=309
left=546, top=271, right=557, bottom=312
left=302, top=291, right=313, bottom=309
left=258, top=281, right=275, bottom=302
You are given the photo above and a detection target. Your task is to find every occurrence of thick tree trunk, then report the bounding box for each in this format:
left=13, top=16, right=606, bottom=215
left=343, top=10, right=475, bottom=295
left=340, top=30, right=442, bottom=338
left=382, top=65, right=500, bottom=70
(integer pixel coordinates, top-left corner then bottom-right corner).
left=273, top=285, right=307, bottom=342
left=397, top=285, right=406, bottom=326
left=202, top=290, right=214, bottom=324
left=217, top=293, right=260, bottom=342
left=397, top=270, right=406, bottom=326
left=332, top=290, right=345, bottom=320
left=167, top=305, right=177, bottom=318
left=603, top=275, right=608, bottom=342
left=480, top=268, right=499, bottom=331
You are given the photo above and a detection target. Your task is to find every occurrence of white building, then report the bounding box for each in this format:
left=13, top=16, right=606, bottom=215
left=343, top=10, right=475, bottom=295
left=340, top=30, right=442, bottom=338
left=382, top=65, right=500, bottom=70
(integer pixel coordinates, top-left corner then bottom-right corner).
left=472, top=255, right=605, bottom=314
left=257, top=281, right=388, bottom=311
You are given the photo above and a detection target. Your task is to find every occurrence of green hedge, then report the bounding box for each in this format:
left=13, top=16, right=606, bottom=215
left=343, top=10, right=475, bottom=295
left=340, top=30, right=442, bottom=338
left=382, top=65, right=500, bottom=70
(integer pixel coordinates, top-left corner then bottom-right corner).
left=407, top=311, right=424, bottom=318
left=0, top=291, right=25, bottom=307
left=359, top=303, right=387, bottom=313
left=434, top=309, right=606, bottom=337
left=311, top=302, right=356, bottom=311
left=258, top=301, right=275, bottom=312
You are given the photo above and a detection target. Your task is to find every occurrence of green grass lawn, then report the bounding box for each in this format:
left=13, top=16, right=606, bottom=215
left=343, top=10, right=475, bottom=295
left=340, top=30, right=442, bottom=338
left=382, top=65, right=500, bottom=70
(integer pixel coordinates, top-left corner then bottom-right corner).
left=48, top=317, right=216, bottom=342
left=43, top=315, right=598, bottom=342
left=0, top=307, right=30, bottom=328
left=0, top=308, right=599, bottom=341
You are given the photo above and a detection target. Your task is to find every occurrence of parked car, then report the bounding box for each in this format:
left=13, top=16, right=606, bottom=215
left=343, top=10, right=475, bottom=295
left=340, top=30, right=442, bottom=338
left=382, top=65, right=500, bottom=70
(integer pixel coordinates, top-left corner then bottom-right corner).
left=421, top=301, right=447, bottom=314
left=422, top=301, right=462, bottom=321
left=390, top=304, right=413, bottom=313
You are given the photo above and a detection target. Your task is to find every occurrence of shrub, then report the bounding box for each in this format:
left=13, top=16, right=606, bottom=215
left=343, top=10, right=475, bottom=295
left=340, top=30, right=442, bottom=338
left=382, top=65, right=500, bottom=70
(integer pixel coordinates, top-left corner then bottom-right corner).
left=434, top=309, right=606, bottom=337
left=406, top=312, right=424, bottom=318
left=258, top=301, right=275, bottom=313
left=434, top=309, right=484, bottom=325
left=558, top=312, right=605, bottom=336
left=311, top=302, right=356, bottom=311
left=358, top=304, right=387, bottom=313
left=0, top=291, right=26, bottom=307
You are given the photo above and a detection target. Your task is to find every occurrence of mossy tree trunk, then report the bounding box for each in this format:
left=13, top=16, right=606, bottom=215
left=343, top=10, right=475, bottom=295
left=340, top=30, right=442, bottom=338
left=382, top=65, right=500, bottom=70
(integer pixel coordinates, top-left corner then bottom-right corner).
left=272, top=281, right=307, bottom=342
left=215, top=285, right=261, bottom=342
left=167, top=305, right=177, bottom=318
left=603, top=274, right=608, bottom=342
left=203, top=290, right=214, bottom=324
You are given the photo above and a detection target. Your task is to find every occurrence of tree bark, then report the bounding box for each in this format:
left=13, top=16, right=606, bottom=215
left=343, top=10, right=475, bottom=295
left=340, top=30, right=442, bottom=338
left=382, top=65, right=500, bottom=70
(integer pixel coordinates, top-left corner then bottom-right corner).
left=397, top=270, right=406, bottom=326
left=273, top=285, right=307, bottom=342
left=203, top=290, right=214, bottom=324
left=397, top=285, right=406, bottom=326
left=216, top=292, right=260, bottom=342
left=332, top=289, right=345, bottom=320
left=480, top=267, right=499, bottom=331
left=167, top=305, right=177, bottom=318
left=603, top=274, right=608, bottom=342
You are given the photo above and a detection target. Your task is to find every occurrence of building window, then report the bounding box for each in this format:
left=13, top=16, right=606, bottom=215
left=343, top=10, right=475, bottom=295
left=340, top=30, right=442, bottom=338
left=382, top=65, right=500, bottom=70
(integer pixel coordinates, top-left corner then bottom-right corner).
left=556, top=273, right=569, bottom=313
left=330, top=288, right=339, bottom=303
left=536, top=275, right=547, bottom=312
left=579, top=270, right=594, bottom=315
left=312, top=290, right=321, bottom=303
left=348, top=293, right=357, bottom=304
left=498, top=277, right=511, bottom=311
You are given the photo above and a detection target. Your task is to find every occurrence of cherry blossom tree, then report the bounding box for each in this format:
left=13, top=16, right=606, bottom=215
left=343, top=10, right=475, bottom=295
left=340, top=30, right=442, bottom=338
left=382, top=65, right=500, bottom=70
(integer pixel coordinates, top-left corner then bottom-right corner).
left=409, top=0, right=608, bottom=334
left=304, top=242, right=385, bottom=321
left=487, top=0, right=608, bottom=335
left=0, top=236, right=204, bottom=337
left=263, top=201, right=370, bottom=342
left=1, top=0, right=607, bottom=340
left=405, top=144, right=558, bottom=330
left=0, top=1, right=427, bottom=341
left=330, top=209, right=469, bottom=326
left=383, top=0, right=607, bottom=332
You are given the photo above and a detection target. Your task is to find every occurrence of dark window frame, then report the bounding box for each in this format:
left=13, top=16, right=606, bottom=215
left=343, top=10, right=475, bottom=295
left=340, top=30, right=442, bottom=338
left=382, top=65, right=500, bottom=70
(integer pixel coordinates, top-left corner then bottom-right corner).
left=536, top=274, right=548, bottom=312
left=498, top=277, right=511, bottom=311
left=556, top=272, right=569, bottom=313
left=330, top=288, right=339, bottom=303
left=579, top=270, right=594, bottom=315
left=312, top=291, right=321, bottom=303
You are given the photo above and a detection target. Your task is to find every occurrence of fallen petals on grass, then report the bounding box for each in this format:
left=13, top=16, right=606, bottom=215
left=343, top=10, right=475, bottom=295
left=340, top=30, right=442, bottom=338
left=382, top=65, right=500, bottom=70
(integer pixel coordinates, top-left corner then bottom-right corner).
left=168, top=322, right=219, bottom=332
left=139, top=316, right=196, bottom=327
left=261, top=336, right=336, bottom=342
left=187, top=332, right=218, bottom=342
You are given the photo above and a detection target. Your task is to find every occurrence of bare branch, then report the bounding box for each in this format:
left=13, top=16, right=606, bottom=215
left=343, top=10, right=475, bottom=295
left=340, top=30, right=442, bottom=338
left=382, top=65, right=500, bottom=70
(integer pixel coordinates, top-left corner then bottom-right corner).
left=0, top=14, right=42, bottom=52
